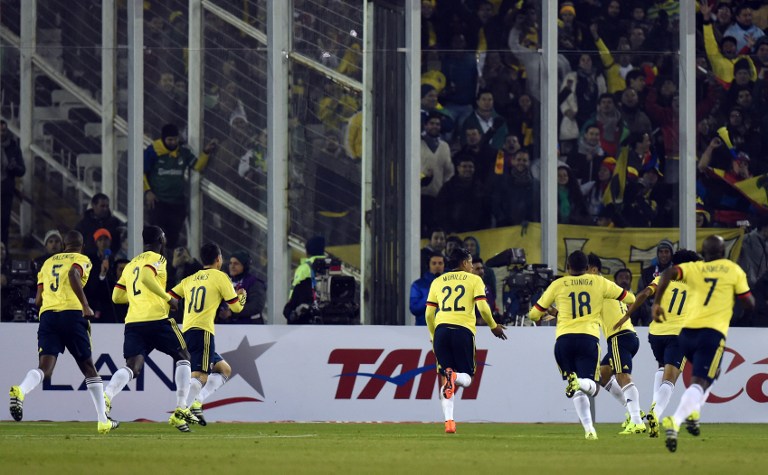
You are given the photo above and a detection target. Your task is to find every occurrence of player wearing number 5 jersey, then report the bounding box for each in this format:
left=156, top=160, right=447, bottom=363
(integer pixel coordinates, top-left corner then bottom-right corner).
left=425, top=247, right=507, bottom=434
left=529, top=250, right=635, bottom=440
left=9, top=231, right=117, bottom=434
left=655, top=236, right=754, bottom=452
left=105, top=225, right=199, bottom=432
left=169, top=242, right=246, bottom=425
left=617, top=249, right=702, bottom=438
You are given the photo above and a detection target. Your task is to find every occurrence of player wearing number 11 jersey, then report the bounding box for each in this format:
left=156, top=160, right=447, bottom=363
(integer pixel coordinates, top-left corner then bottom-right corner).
left=425, top=247, right=507, bottom=434
left=529, top=250, right=635, bottom=440
left=169, top=242, right=246, bottom=425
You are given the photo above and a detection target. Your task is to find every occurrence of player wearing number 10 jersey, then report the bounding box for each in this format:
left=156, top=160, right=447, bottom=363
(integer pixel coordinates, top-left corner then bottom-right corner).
left=529, top=250, right=635, bottom=440
left=425, top=247, right=507, bottom=434
left=169, top=242, right=246, bottom=425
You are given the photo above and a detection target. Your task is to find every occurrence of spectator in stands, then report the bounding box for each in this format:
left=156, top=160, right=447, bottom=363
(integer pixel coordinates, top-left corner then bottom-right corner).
left=421, top=113, right=454, bottom=236
left=472, top=257, right=499, bottom=325
left=508, top=7, right=542, bottom=102
left=627, top=132, right=652, bottom=177
left=409, top=251, right=445, bottom=326
left=619, top=88, right=652, bottom=136
left=458, top=126, right=497, bottom=183
left=420, top=84, right=454, bottom=139
left=568, top=124, right=605, bottom=184
left=596, top=0, right=626, bottom=50
left=145, top=71, right=185, bottom=135
left=713, top=2, right=735, bottom=42
left=420, top=228, right=446, bottom=275
left=558, top=2, right=583, bottom=53
left=436, top=155, right=490, bottom=233
left=481, top=52, right=525, bottom=119
left=724, top=4, right=764, bottom=53
left=635, top=239, right=675, bottom=326
left=461, top=89, right=509, bottom=150
left=505, top=93, right=537, bottom=156
left=76, top=193, right=124, bottom=255
left=490, top=149, right=539, bottom=227
left=1, top=119, right=25, bottom=247
left=84, top=228, right=116, bottom=323
left=701, top=1, right=757, bottom=87
left=217, top=250, right=266, bottom=324
left=445, top=236, right=463, bottom=259
left=557, top=162, right=590, bottom=225
left=439, top=33, right=480, bottom=129
left=581, top=156, right=616, bottom=224
left=206, top=80, right=249, bottom=144
left=724, top=105, right=762, bottom=164
left=626, top=157, right=672, bottom=227
left=170, top=246, right=203, bottom=288
left=753, top=37, right=768, bottom=76
left=738, top=218, right=768, bottom=326
left=589, top=24, right=633, bottom=94
left=144, top=123, right=216, bottom=251
left=561, top=53, right=607, bottom=131
left=582, top=93, right=628, bottom=158
left=32, top=229, right=63, bottom=272
left=644, top=86, right=680, bottom=183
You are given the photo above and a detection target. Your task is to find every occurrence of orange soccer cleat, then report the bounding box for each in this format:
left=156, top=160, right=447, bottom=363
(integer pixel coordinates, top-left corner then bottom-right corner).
left=445, top=419, right=456, bottom=434
left=442, top=368, right=457, bottom=400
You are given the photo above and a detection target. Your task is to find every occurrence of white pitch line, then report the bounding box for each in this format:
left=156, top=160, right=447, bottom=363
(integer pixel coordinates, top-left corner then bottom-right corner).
left=0, top=433, right=318, bottom=439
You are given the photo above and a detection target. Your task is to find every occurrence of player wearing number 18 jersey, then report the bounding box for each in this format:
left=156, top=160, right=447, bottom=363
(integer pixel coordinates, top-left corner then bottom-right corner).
left=169, top=243, right=246, bottom=425
left=529, top=251, right=635, bottom=440
left=655, top=236, right=754, bottom=452
left=425, top=248, right=507, bottom=434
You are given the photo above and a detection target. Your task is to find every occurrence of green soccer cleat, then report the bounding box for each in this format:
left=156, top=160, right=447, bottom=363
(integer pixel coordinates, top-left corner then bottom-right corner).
left=662, top=416, right=679, bottom=453
left=565, top=373, right=579, bottom=398
left=104, top=392, right=111, bottom=416
left=9, top=386, right=24, bottom=422
left=585, top=431, right=598, bottom=440
left=190, top=400, right=206, bottom=426
left=621, top=411, right=630, bottom=428
left=174, top=407, right=199, bottom=425
left=685, top=410, right=701, bottom=437
left=169, top=412, right=191, bottom=432
left=646, top=408, right=660, bottom=438
left=619, top=422, right=647, bottom=435
left=97, top=418, right=120, bottom=434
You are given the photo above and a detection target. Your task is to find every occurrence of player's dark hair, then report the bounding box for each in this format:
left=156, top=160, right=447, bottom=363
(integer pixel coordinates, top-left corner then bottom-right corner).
left=63, top=230, right=83, bottom=250
left=672, top=249, right=703, bottom=265
left=142, top=225, right=164, bottom=245
left=448, top=247, right=472, bottom=270
left=567, top=250, right=588, bottom=273
left=587, top=253, right=602, bottom=272
left=200, top=242, right=222, bottom=266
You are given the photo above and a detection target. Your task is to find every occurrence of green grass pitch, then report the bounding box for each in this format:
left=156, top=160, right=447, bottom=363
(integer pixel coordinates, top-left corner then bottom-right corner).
left=2, top=422, right=768, bottom=474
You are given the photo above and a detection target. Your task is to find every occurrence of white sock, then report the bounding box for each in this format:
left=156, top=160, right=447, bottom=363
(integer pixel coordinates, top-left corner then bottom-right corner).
left=672, top=384, right=704, bottom=427
left=622, top=382, right=642, bottom=424
left=653, top=380, right=675, bottom=417
left=700, top=386, right=712, bottom=417
left=652, top=368, right=664, bottom=398
left=175, top=360, right=192, bottom=408
left=85, top=377, right=108, bottom=423
left=604, top=376, right=627, bottom=407
left=578, top=378, right=597, bottom=397
left=198, top=373, right=227, bottom=403
left=188, top=377, right=203, bottom=405
left=573, top=391, right=594, bottom=433
left=440, top=389, right=454, bottom=421
left=18, top=368, right=44, bottom=395
left=105, top=367, right=134, bottom=400
left=455, top=373, right=472, bottom=387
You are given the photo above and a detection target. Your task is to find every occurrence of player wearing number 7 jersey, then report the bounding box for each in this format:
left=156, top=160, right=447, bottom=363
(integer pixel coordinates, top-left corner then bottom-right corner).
left=168, top=242, right=246, bottom=426
left=529, top=250, right=635, bottom=440
left=654, top=235, right=754, bottom=453
left=425, top=247, right=507, bottom=434
left=106, top=225, right=199, bottom=432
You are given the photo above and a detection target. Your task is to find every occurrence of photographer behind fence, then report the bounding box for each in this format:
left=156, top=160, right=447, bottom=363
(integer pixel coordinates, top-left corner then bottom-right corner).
left=485, top=247, right=555, bottom=326
left=283, top=236, right=358, bottom=325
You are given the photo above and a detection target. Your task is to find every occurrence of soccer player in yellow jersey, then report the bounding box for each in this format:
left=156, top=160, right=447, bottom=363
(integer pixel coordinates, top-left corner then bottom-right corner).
left=654, top=235, right=754, bottom=453
left=425, top=248, right=507, bottom=434
left=529, top=250, right=635, bottom=440
left=9, top=231, right=118, bottom=434
left=105, top=225, right=198, bottom=432
left=585, top=254, right=646, bottom=435
left=169, top=242, right=247, bottom=425
left=617, top=249, right=702, bottom=438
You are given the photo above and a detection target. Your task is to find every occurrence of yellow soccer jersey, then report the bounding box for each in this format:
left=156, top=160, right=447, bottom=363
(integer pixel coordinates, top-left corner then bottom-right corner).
left=115, top=251, right=169, bottom=323
left=676, top=259, right=751, bottom=337
left=170, top=268, right=244, bottom=334
left=37, top=253, right=92, bottom=314
left=601, top=299, right=634, bottom=338
left=648, top=276, right=689, bottom=336
left=425, top=270, right=496, bottom=337
left=530, top=274, right=635, bottom=339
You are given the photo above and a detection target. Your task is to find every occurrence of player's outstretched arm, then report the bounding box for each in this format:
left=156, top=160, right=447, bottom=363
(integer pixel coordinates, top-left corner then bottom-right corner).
left=614, top=286, right=653, bottom=330
left=652, top=266, right=679, bottom=322
left=227, top=288, right=247, bottom=313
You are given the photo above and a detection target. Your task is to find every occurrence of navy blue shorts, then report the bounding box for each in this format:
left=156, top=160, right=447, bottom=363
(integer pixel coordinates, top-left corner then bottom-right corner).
left=183, top=328, right=223, bottom=373
left=37, top=310, right=92, bottom=361
left=433, top=324, right=476, bottom=376
left=648, top=334, right=684, bottom=369
left=678, top=328, right=726, bottom=383
left=554, top=334, right=600, bottom=380
left=123, top=318, right=186, bottom=359
left=600, top=330, right=639, bottom=374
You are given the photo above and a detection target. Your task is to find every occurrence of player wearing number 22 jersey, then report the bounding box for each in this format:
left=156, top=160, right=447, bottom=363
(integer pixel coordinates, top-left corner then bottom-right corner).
left=529, top=251, right=635, bottom=440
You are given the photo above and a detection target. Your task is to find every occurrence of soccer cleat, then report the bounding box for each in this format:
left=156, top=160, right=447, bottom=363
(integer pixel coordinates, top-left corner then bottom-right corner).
left=685, top=410, right=701, bottom=437
left=662, top=416, right=679, bottom=453
left=646, top=408, right=660, bottom=438
left=97, top=418, right=120, bottom=434
left=104, top=392, right=111, bottom=416
left=442, top=368, right=457, bottom=400
left=565, top=373, right=579, bottom=398
left=444, top=419, right=456, bottom=434
left=619, top=422, right=647, bottom=435
left=585, top=431, right=598, bottom=440
left=190, top=400, right=206, bottom=426
left=621, top=412, right=630, bottom=428
left=169, top=413, right=191, bottom=432
left=174, top=407, right=199, bottom=425
left=9, top=386, right=24, bottom=422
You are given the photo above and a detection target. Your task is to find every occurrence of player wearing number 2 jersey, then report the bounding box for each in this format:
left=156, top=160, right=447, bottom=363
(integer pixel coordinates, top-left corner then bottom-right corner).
left=529, top=250, right=635, bottom=440
left=105, top=225, right=199, bottom=432
left=655, top=235, right=754, bottom=452
left=425, top=247, right=507, bottom=434
left=169, top=242, right=246, bottom=425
